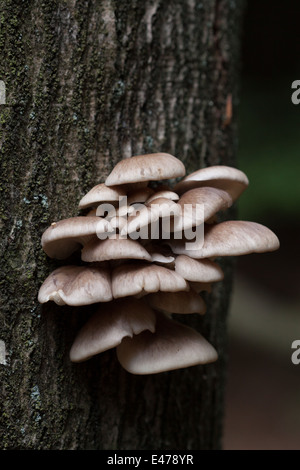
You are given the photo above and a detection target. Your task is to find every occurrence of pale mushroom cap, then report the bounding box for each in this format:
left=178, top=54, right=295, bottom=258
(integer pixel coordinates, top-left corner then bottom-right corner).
left=78, top=183, right=126, bottom=210
left=81, top=235, right=152, bottom=262
left=144, top=243, right=175, bottom=266
left=146, top=190, right=179, bottom=203
left=174, top=165, right=249, bottom=200
left=116, top=311, right=218, bottom=374
left=38, top=265, right=112, bottom=306
left=105, top=153, right=186, bottom=186
left=175, top=255, right=224, bottom=282
left=168, top=220, right=280, bottom=258
left=69, top=298, right=156, bottom=363
left=111, top=262, right=189, bottom=298
left=178, top=187, right=232, bottom=210
left=171, top=187, right=232, bottom=232
left=150, top=253, right=175, bottom=266
left=146, top=290, right=206, bottom=315
left=41, top=216, right=112, bottom=259
left=123, top=197, right=181, bottom=236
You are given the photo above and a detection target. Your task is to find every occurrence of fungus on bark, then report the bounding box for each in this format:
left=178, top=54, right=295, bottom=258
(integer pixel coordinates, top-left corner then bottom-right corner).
left=38, top=153, right=279, bottom=374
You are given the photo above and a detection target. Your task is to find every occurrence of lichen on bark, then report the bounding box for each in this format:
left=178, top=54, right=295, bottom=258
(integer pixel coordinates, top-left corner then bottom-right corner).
left=0, top=0, right=245, bottom=450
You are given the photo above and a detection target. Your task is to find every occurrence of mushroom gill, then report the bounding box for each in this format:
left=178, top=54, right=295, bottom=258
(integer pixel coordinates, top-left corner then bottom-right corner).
left=38, top=153, right=280, bottom=375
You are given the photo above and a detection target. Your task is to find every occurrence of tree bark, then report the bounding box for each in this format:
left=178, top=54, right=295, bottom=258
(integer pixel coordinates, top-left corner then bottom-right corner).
left=0, top=0, right=244, bottom=450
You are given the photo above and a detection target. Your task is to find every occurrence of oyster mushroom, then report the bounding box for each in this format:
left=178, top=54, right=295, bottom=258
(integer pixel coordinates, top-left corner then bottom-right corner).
left=111, top=262, right=189, bottom=299
left=38, top=154, right=280, bottom=376
left=41, top=216, right=113, bottom=259
left=78, top=183, right=126, bottom=210
left=105, top=153, right=186, bottom=186
left=81, top=235, right=152, bottom=263
left=123, top=197, right=181, bottom=238
left=116, top=311, right=218, bottom=375
left=174, top=255, right=224, bottom=282
left=69, top=297, right=156, bottom=362
left=38, top=265, right=112, bottom=306
left=171, top=187, right=232, bottom=232
left=146, top=190, right=179, bottom=203
left=168, top=220, right=280, bottom=259
left=174, top=165, right=249, bottom=201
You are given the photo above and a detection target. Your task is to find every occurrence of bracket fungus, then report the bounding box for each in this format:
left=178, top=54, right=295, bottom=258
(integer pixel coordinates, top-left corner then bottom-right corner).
left=38, top=153, right=280, bottom=375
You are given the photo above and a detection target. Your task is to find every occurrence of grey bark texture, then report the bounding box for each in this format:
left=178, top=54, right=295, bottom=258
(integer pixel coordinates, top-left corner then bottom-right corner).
left=0, top=0, right=244, bottom=450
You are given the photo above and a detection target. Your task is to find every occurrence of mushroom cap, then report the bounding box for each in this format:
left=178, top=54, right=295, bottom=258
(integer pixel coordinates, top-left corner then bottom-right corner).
left=41, top=216, right=112, bottom=259
left=123, top=197, right=181, bottom=237
left=143, top=242, right=175, bottom=266
left=111, top=262, right=189, bottom=298
left=150, top=253, right=175, bottom=266
left=174, top=165, right=249, bottom=201
left=116, top=311, right=218, bottom=374
left=171, top=187, right=232, bottom=232
left=38, top=265, right=112, bottom=306
left=81, top=235, right=152, bottom=262
left=175, top=255, right=224, bottom=282
left=69, top=297, right=156, bottom=363
left=105, top=153, right=186, bottom=186
left=146, top=290, right=206, bottom=315
left=146, top=190, right=179, bottom=204
left=78, top=183, right=126, bottom=210
left=168, top=220, right=280, bottom=258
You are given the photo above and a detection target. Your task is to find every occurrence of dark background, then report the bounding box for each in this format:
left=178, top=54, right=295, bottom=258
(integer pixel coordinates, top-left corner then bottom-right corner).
left=223, top=0, right=300, bottom=449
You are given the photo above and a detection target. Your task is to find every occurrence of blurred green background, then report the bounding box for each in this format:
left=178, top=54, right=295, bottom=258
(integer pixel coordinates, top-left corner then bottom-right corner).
left=223, top=0, right=300, bottom=449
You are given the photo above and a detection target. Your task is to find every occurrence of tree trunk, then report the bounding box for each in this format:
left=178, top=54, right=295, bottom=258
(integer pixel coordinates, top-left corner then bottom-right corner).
left=0, top=0, right=244, bottom=450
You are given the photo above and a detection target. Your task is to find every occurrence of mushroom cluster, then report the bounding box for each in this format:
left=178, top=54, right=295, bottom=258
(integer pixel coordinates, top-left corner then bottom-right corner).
left=38, top=153, right=280, bottom=375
